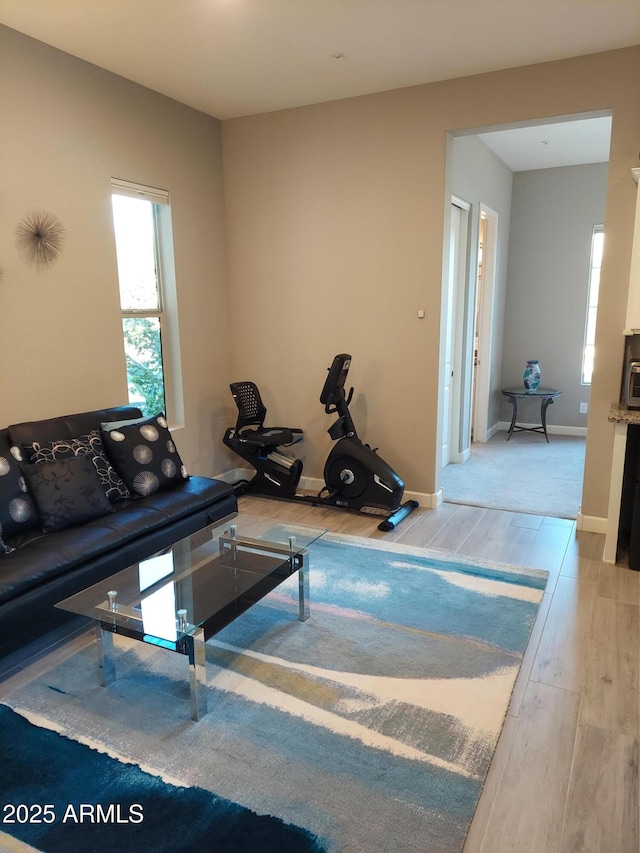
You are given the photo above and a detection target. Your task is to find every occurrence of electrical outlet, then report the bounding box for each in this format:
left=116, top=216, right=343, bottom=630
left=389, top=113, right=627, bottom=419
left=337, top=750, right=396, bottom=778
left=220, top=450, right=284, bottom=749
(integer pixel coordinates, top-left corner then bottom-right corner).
left=580, top=402, right=588, bottom=414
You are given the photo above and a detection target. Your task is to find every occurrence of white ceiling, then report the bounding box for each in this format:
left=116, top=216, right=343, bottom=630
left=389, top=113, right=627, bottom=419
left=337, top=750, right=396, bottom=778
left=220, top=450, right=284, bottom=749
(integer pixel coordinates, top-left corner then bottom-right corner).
left=0, top=0, right=638, bottom=122
left=0, top=1, right=630, bottom=169
left=477, top=116, right=613, bottom=172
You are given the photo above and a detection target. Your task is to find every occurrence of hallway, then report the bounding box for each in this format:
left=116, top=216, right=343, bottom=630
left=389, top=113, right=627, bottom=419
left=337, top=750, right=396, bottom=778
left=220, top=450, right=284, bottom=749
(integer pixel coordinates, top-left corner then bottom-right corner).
left=441, top=431, right=586, bottom=518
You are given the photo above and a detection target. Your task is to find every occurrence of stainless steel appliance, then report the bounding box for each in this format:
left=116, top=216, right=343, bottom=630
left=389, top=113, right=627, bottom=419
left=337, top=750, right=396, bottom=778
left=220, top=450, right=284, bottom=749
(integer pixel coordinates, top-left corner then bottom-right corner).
left=624, top=358, right=640, bottom=408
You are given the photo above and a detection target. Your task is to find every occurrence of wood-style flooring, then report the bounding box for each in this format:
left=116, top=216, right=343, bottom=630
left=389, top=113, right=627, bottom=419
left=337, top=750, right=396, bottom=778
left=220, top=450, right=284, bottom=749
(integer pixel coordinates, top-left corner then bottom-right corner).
left=1, top=495, right=638, bottom=853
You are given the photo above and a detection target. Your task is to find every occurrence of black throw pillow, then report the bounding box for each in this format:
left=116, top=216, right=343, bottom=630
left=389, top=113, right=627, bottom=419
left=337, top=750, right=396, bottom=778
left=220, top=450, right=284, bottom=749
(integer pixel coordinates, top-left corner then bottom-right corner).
left=0, top=434, right=40, bottom=538
left=22, top=456, right=113, bottom=533
left=24, top=430, right=130, bottom=503
left=101, top=413, right=188, bottom=497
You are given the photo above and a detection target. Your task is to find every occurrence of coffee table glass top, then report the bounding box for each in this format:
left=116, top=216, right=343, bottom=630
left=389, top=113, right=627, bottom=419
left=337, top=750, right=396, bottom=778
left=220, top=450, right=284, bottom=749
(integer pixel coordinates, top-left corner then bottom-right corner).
left=56, top=513, right=326, bottom=644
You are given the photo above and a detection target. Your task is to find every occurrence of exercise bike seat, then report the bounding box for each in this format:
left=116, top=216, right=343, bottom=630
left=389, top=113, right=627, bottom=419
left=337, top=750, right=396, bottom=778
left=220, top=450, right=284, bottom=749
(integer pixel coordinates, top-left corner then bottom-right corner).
left=229, top=382, right=303, bottom=449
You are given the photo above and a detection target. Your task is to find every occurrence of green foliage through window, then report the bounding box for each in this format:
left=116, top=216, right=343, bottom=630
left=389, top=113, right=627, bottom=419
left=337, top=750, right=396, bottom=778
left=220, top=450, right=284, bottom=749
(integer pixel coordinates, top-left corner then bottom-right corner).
left=122, top=317, right=166, bottom=417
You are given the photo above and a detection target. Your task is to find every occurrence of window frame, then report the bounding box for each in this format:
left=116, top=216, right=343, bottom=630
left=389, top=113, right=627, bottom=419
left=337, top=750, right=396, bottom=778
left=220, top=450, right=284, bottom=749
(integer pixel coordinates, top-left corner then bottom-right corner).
left=111, top=179, right=182, bottom=425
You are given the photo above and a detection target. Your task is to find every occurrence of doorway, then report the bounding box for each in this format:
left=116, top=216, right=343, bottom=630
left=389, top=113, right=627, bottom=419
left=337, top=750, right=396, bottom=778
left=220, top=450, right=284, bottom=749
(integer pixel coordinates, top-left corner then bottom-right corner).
left=437, top=114, right=611, bottom=518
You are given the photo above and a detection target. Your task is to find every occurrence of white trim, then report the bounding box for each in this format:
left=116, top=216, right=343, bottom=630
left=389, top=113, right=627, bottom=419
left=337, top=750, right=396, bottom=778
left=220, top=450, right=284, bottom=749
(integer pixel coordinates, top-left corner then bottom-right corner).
left=217, top=470, right=440, bottom=512
left=577, top=513, right=607, bottom=534
left=429, top=488, right=444, bottom=508
left=577, top=512, right=608, bottom=536
left=111, top=177, right=170, bottom=205
left=214, top=467, right=252, bottom=483
left=401, top=488, right=442, bottom=509
left=300, top=475, right=437, bottom=510
left=298, top=474, right=324, bottom=493
left=451, top=194, right=471, bottom=211
left=473, top=204, right=498, bottom=444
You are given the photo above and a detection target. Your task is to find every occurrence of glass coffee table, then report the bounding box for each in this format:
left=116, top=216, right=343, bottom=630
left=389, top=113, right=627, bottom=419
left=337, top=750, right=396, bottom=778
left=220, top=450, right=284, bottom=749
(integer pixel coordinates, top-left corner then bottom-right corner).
left=56, top=513, right=326, bottom=721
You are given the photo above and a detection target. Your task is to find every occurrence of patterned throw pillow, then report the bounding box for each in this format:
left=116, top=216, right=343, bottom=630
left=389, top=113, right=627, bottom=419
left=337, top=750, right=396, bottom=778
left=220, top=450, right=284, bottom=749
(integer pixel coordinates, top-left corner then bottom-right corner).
left=21, top=456, right=113, bottom=533
left=0, top=523, right=15, bottom=556
left=24, top=430, right=130, bottom=503
left=0, top=433, right=40, bottom=538
left=101, top=413, right=188, bottom=498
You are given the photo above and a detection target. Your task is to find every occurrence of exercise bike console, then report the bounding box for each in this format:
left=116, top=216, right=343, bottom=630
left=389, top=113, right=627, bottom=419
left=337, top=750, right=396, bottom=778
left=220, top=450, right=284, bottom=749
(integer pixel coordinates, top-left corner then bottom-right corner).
left=320, top=354, right=351, bottom=408
left=320, top=353, right=358, bottom=441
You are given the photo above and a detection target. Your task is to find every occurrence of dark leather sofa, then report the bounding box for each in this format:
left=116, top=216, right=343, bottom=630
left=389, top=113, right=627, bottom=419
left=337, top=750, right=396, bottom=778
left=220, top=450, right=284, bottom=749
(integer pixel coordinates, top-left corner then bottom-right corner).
left=0, top=406, right=237, bottom=658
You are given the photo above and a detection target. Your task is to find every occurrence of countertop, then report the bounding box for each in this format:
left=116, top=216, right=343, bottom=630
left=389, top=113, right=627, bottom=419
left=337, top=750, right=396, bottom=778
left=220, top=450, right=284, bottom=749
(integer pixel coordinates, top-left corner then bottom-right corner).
left=609, top=402, right=640, bottom=424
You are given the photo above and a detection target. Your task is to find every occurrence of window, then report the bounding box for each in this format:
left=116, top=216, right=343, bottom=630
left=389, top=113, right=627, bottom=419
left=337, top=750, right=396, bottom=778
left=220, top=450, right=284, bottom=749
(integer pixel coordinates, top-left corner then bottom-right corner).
left=581, top=226, right=603, bottom=385
left=111, top=179, right=180, bottom=420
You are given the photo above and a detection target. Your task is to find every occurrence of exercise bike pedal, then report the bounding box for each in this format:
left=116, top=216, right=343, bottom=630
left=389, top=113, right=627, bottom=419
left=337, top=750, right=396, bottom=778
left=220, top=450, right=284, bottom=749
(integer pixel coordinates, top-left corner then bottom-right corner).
left=317, top=485, right=338, bottom=501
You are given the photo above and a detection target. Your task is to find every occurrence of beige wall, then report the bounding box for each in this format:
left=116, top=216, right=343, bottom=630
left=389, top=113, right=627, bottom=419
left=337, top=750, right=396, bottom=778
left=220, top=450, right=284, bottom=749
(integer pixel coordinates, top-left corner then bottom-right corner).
left=222, top=48, right=640, bottom=518
left=0, top=27, right=232, bottom=477
left=2, top=27, right=638, bottom=521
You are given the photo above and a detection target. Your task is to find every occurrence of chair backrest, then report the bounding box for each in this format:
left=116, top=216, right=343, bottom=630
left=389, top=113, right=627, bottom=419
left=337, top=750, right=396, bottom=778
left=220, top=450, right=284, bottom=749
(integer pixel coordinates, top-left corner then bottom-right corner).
left=230, top=382, right=267, bottom=431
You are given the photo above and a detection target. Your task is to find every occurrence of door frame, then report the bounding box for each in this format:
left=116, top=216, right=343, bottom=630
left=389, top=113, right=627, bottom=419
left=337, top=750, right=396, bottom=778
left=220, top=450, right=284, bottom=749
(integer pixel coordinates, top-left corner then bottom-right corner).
left=472, top=204, right=498, bottom=443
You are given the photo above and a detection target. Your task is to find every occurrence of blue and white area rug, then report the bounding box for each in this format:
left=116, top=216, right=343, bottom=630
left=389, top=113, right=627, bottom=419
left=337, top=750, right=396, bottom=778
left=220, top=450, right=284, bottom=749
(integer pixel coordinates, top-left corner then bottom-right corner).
left=3, top=531, right=548, bottom=853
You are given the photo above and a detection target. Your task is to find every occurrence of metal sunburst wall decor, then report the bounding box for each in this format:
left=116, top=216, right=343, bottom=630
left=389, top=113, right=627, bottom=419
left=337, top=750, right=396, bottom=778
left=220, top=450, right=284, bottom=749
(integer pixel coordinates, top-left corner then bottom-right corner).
left=15, top=209, right=66, bottom=270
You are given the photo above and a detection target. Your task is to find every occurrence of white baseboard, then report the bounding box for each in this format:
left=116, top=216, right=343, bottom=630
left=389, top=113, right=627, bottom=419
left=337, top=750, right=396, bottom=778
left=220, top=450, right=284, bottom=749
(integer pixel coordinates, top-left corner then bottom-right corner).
left=219, top=471, right=439, bottom=512
left=428, top=489, right=444, bottom=509
left=214, top=467, right=251, bottom=483
left=400, top=488, right=441, bottom=509
left=495, top=421, right=587, bottom=437
left=219, top=467, right=594, bottom=526
left=577, top=512, right=608, bottom=535
left=301, top=475, right=438, bottom=510
left=298, top=475, right=324, bottom=494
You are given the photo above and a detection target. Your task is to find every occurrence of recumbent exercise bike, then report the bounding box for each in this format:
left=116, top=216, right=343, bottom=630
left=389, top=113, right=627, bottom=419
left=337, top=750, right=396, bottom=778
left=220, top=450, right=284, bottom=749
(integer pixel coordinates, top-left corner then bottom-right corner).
left=223, top=353, right=418, bottom=531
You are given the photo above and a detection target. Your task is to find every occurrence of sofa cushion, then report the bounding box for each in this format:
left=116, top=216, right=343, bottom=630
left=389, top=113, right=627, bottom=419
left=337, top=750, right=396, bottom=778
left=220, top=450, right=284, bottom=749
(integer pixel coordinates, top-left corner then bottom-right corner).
left=102, top=413, right=188, bottom=497
left=0, top=476, right=234, bottom=605
left=22, top=456, right=113, bottom=533
left=8, top=406, right=143, bottom=447
left=24, top=430, right=130, bottom=503
left=0, top=430, right=40, bottom=538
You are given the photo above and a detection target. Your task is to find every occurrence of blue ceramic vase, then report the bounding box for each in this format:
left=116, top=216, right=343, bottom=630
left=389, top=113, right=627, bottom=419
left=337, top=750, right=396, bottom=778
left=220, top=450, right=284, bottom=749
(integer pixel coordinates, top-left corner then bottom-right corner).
left=523, top=360, right=541, bottom=392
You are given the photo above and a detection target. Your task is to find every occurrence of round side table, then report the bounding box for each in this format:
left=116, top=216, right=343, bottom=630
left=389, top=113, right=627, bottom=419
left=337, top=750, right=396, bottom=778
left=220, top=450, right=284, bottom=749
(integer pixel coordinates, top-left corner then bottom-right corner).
left=501, top=387, right=561, bottom=442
